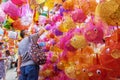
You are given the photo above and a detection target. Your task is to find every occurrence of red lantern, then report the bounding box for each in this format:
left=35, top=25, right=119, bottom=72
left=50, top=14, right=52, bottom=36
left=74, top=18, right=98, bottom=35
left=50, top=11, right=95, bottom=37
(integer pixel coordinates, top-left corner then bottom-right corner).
left=11, top=0, right=27, bottom=6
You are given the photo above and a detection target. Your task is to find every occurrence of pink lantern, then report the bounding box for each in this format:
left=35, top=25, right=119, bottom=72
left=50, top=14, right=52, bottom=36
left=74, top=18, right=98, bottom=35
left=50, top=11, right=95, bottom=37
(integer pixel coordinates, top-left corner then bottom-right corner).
left=84, top=21, right=104, bottom=43
left=52, top=14, right=62, bottom=23
left=0, top=7, right=6, bottom=22
left=71, top=9, right=86, bottom=23
left=19, top=4, right=32, bottom=17
left=11, top=0, right=27, bottom=6
left=2, top=1, right=20, bottom=20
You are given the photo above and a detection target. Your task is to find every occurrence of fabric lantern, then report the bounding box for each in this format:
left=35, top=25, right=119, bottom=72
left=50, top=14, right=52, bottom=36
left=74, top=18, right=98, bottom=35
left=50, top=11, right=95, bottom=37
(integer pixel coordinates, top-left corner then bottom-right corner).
left=28, top=0, right=38, bottom=10
left=53, top=28, right=63, bottom=36
left=36, top=0, right=46, bottom=4
left=2, top=1, right=20, bottom=20
left=71, top=9, right=86, bottom=23
left=70, top=35, right=88, bottom=49
left=59, top=32, right=73, bottom=49
left=45, top=24, right=52, bottom=30
left=84, top=26, right=104, bottom=43
left=12, top=19, right=28, bottom=30
left=38, top=42, right=46, bottom=47
left=21, top=14, right=32, bottom=26
left=65, top=40, right=77, bottom=51
left=8, top=31, right=18, bottom=39
left=0, top=28, right=4, bottom=35
left=95, top=0, right=120, bottom=26
left=80, top=0, right=97, bottom=15
left=58, top=16, right=76, bottom=32
left=39, top=16, right=47, bottom=26
left=65, top=65, right=76, bottom=79
left=63, top=0, right=74, bottom=10
left=3, top=20, right=12, bottom=29
left=44, top=0, right=54, bottom=10
left=0, top=7, right=6, bottom=22
left=11, top=0, right=27, bottom=6
left=84, top=20, right=104, bottom=43
left=19, top=4, right=32, bottom=17
left=2, top=0, right=8, bottom=2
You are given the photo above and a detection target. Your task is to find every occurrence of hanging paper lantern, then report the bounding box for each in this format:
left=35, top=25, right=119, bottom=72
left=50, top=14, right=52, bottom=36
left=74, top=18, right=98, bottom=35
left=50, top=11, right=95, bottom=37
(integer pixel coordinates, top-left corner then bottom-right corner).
left=65, top=40, right=77, bottom=51
left=95, top=0, right=120, bottom=26
left=45, top=24, right=52, bottom=30
left=3, top=20, right=12, bottom=29
left=59, top=32, right=73, bottom=49
left=39, top=11, right=48, bottom=25
left=70, top=35, right=88, bottom=49
left=11, top=0, right=27, bottom=6
left=20, top=4, right=32, bottom=17
left=2, top=0, right=8, bottom=2
left=63, top=0, right=74, bottom=10
left=44, top=0, right=55, bottom=10
left=8, top=31, right=18, bottom=39
left=12, top=19, right=28, bottom=30
left=2, top=1, right=20, bottom=20
left=28, top=0, right=38, bottom=10
left=36, top=0, right=46, bottom=4
left=0, top=7, right=6, bottom=22
left=52, top=14, right=62, bottom=23
left=71, top=9, right=87, bottom=23
left=58, top=16, right=75, bottom=32
left=53, top=28, right=63, bottom=36
left=65, top=65, right=76, bottom=79
left=0, top=28, right=4, bottom=35
left=38, top=42, right=46, bottom=47
left=84, top=21, right=104, bottom=43
left=88, top=65, right=110, bottom=80
left=85, top=26, right=104, bottom=43
left=59, top=7, right=68, bottom=16
left=21, top=14, right=33, bottom=26
left=80, top=0, right=97, bottom=15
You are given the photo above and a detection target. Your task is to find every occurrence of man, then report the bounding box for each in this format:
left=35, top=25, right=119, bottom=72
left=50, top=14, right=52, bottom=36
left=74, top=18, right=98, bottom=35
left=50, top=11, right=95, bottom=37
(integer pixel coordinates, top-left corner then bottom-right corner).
left=17, top=28, right=45, bottom=80
left=0, top=42, right=6, bottom=80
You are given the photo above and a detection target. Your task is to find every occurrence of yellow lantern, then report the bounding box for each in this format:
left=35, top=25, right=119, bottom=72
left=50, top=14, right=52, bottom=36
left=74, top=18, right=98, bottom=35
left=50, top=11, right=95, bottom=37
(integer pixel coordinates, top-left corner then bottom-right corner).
left=58, top=16, right=76, bottom=32
left=70, top=35, right=88, bottom=49
left=95, top=0, right=120, bottom=26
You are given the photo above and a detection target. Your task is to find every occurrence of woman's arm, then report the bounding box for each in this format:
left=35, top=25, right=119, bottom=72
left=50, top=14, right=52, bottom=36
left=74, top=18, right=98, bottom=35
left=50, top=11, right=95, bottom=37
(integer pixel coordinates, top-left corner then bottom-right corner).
left=0, top=57, right=6, bottom=61
left=17, top=55, right=22, bottom=75
left=38, top=27, right=45, bottom=36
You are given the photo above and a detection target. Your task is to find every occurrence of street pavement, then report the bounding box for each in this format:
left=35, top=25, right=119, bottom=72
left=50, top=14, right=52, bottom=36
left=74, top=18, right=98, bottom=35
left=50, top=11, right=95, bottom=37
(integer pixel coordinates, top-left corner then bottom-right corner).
left=6, top=68, right=17, bottom=80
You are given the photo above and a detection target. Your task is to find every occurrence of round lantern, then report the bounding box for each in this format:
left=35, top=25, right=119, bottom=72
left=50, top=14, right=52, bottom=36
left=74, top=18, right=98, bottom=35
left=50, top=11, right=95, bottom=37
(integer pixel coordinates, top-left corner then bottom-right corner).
left=58, top=16, right=76, bottom=32
left=53, top=28, right=63, bottom=36
left=95, top=0, right=120, bottom=26
left=70, top=35, right=88, bottom=49
left=0, top=7, right=6, bottom=22
left=63, top=0, right=74, bottom=10
left=65, top=65, right=76, bottom=79
left=71, top=9, right=87, bottom=23
left=80, top=0, right=97, bottom=15
left=44, top=0, right=54, bottom=10
left=3, top=20, right=12, bottom=29
left=2, top=1, right=20, bottom=20
left=84, top=26, right=104, bottom=43
left=11, top=0, right=27, bottom=6
left=12, top=19, right=28, bottom=30
left=65, top=40, right=77, bottom=51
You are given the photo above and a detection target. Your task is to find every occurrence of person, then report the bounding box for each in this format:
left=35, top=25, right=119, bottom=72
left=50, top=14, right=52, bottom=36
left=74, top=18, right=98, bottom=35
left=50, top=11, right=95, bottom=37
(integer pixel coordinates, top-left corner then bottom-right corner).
left=5, top=50, right=13, bottom=70
left=0, top=42, right=6, bottom=80
left=17, top=28, right=45, bottom=80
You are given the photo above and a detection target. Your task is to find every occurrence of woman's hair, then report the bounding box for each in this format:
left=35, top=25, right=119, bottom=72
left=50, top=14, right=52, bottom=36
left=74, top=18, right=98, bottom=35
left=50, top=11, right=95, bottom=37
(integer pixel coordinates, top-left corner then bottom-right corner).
left=20, top=30, right=25, bottom=38
left=5, top=50, right=10, bottom=56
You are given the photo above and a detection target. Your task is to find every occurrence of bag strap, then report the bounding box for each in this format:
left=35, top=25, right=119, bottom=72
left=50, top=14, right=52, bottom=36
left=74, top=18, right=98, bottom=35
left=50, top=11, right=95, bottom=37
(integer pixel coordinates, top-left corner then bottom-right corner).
left=29, top=34, right=39, bottom=45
